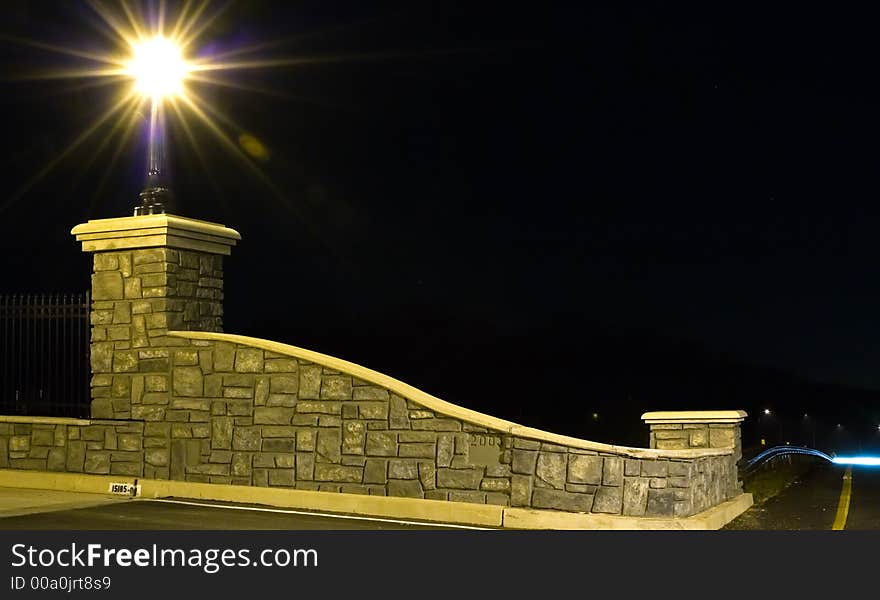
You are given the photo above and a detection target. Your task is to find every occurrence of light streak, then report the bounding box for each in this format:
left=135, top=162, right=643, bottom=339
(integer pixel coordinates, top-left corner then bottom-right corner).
left=832, top=456, right=880, bottom=466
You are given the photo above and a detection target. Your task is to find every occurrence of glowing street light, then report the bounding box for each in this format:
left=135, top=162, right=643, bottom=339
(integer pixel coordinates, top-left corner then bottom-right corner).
left=764, top=408, right=771, bottom=415
left=124, top=36, right=191, bottom=216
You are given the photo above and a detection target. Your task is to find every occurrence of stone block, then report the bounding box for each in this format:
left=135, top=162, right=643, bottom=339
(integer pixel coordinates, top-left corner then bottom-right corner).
left=358, top=402, right=388, bottom=420
left=419, top=462, right=436, bottom=490
left=480, top=478, right=511, bottom=492
left=261, top=426, right=296, bottom=438
left=411, top=419, right=461, bottom=431
left=320, top=376, right=352, bottom=399
left=709, top=427, right=735, bottom=448
left=9, top=436, right=30, bottom=452
left=113, top=302, right=132, bottom=325
left=254, top=408, right=294, bottom=425
left=296, top=401, right=340, bottom=414
left=566, top=454, right=603, bottom=486
left=131, top=405, right=165, bottom=421
left=296, top=453, right=315, bottom=480
left=388, top=480, right=423, bottom=498
left=689, top=429, right=709, bottom=447
left=602, top=457, right=623, bottom=486
left=91, top=343, right=114, bottom=373
left=389, top=460, right=419, bottom=479
left=342, top=421, right=366, bottom=455
left=365, top=432, right=397, bottom=456
left=314, top=464, right=362, bottom=483
left=296, top=430, right=316, bottom=452
left=353, top=386, right=389, bottom=401
left=389, top=395, right=410, bottom=429
left=398, top=443, right=435, bottom=458
left=92, top=271, right=123, bottom=300
left=624, top=459, right=642, bottom=476
left=436, top=468, right=482, bottom=489
left=47, top=448, right=66, bottom=471
left=173, top=367, right=204, bottom=397
left=171, top=398, right=211, bottom=411
left=510, top=475, right=532, bottom=507
left=364, top=459, right=388, bottom=484
left=592, top=486, right=623, bottom=514
left=646, top=488, right=676, bottom=517
left=84, top=451, right=111, bottom=474
left=113, top=351, right=139, bottom=372
left=275, top=454, right=295, bottom=469
left=511, top=449, right=538, bottom=474
left=232, top=426, right=261, bottom=451
left=449, top=491, right=486, bottom=504
left=622, top=477, right=650, bottom=516
left=316, top=429, right=341, bottom=463
left=262, top=439, right=295, bottom=452
left=232, top=453, right=252, bottom=476
left=111, top=462, right=142, bottom=476
left=536, top=452, right=567, bottom=489
left=531, top=488, right=592, bottom=512
left=145, top=449, right=169, bottom=466
left=270, top=375, right=298, bottom=394
left=641, top=460, right=669, bottom=478
left=299, top=365, right=322, bottom=399
left=94, top=253, right=118, bottom=271
left=31, top=429, right=54, bottom=447
left=214, top=344, right=235, bottom=372
left=265, top=358, right=298, bottom=373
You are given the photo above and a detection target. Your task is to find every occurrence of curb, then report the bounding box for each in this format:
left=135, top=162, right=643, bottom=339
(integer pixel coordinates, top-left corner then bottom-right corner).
left=0, top=469, right=751, bottom=530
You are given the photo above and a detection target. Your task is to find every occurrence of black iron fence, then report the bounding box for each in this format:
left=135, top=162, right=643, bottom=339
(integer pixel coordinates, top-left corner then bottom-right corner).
left=0, top=292, right=90, bottom=418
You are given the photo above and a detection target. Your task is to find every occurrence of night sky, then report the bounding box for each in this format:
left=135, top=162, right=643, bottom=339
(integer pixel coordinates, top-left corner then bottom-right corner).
left=2, top=1, right=880, bottom=447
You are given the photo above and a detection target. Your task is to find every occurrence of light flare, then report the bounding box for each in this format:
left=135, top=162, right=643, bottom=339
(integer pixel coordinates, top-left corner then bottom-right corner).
left=125, top=35, right=190, bottom=99
left=2, top=0, right=447, bottom=220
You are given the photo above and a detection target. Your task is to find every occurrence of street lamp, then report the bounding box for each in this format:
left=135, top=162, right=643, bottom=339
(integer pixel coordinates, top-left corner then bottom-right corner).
left=125, top=36, right=191, bottom=216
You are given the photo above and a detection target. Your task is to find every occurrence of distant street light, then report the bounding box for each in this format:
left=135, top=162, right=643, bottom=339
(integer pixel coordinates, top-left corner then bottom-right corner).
left=764, top=408, right=771, bottom=415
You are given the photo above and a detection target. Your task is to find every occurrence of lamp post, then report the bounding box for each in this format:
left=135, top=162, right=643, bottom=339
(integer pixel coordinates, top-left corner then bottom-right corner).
left=136, top=98, right=170, bottom=215
left=125, top=36, right=189, bottom=216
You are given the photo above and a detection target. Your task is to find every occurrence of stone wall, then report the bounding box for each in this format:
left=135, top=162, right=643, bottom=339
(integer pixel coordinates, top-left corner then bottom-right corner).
left=0, top=418, right=143, bottom=476
left=1, top=333, right=741, bottom=518
left=89, top=247, right=224, bottom=421
left=0, top=214, right=747, bottom=520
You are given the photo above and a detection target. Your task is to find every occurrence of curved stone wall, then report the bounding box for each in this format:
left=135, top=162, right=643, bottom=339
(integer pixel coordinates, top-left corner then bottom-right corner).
left=91, top=331, right=739, bottom=517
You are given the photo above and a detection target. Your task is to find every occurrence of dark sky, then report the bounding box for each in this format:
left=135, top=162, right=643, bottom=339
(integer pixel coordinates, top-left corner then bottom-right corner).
left=2, top=1, right=880, bottom=440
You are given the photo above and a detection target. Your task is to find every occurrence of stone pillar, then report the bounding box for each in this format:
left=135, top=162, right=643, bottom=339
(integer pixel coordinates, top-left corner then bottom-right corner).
left=71, top=214, right=240, bottom=420
left=641, top=410, right=747, bottom=462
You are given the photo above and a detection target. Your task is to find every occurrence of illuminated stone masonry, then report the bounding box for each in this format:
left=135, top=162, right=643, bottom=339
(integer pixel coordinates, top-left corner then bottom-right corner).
left=0, top=214, right=749, bottom=520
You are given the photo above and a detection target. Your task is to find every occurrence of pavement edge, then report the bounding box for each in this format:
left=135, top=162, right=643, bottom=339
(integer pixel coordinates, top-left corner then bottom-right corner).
left=0, top=469, right=752, bottom=529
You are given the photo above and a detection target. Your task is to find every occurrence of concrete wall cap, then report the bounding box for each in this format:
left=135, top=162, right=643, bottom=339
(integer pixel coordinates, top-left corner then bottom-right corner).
left=0, top=415, right=93, bottom=426
left=71, top=214, right=240, bottom=254
left=169, top=331, right=734, bottom=460
left=641, top=410, right=748, bottom=424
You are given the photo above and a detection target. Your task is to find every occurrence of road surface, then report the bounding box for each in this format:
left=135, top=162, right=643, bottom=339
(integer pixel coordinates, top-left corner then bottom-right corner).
left=0, top=488, right=476, bottom=530
left=726, top=461, right=880, bottom=530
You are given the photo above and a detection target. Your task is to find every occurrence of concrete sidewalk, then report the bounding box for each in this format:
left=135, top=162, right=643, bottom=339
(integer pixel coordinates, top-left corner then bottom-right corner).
left=0, top=487, right=125, bottom=519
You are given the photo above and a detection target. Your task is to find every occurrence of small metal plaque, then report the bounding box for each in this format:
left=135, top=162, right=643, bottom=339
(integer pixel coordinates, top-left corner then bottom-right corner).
left=108, top=482, right=140, bottom=496
left=468, top=433, right=503, bottom=466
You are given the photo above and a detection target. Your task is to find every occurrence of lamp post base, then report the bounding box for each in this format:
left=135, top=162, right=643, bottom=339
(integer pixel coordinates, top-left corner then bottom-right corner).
left=134, top=186, right=170, bottom=216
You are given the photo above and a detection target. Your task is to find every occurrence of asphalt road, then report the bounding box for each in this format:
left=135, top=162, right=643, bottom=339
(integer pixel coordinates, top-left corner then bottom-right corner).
left=726, top=461, right=880, bottom=530
left=0, top=494, right=473, bottom=530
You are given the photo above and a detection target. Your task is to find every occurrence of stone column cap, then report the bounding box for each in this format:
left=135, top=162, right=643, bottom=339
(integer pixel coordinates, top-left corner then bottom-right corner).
left=642, top=410, right=747, bottom=425
left=71, top=213, right=241, bottom=255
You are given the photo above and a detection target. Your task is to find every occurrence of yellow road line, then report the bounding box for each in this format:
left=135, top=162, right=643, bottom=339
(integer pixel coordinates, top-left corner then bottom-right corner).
left=832, top=466, right=853, bottom=530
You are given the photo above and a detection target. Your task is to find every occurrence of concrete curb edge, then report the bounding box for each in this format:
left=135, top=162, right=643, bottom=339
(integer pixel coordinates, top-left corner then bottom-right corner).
left=0, top=470, right=752, bottom=530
